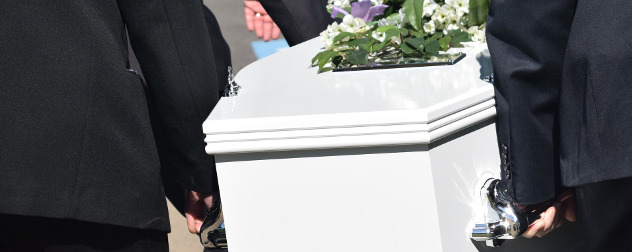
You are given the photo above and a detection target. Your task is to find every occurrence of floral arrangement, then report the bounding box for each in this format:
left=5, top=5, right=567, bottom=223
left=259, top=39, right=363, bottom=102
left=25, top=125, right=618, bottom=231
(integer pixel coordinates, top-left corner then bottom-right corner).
left=312, top=0, right=489, bottom=72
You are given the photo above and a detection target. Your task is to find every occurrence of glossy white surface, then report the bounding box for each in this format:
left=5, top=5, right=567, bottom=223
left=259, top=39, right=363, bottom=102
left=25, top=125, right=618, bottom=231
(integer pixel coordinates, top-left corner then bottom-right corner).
left=208, top=39, right=492, bottom=120
left=429, top=124, right=582, bottom=252
left=214, top=124, right=582, bottom=252
left=203, top=39, right=494, bottom=154
left=216, top=146, right=442, bottom=252
left=204, top=39, right=582, bottom=251
left=204, top=100, right=495, bottom=154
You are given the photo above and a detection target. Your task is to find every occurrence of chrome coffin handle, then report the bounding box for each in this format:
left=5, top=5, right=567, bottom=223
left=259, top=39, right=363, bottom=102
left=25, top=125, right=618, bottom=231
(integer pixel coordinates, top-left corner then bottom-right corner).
left=223, top=66, right=241, bottom=97
left=470, top=179, right=528, bottom=247
left=199, top=197, right=227, bottom=248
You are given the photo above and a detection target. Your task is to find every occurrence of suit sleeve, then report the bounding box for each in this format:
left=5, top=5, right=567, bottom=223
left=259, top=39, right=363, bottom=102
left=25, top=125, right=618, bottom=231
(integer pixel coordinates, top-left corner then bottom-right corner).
left=117, top=0, right=220, bottom=193
left=259, top=0, right=333, bottom=46
left=486, top=0, right=576, bottom=204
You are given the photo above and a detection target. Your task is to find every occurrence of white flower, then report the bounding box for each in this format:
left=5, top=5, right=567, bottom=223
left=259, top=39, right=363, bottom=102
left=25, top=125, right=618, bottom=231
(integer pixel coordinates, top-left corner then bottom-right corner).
left=467, top=24, right=486, bottom=42
left=371, top=30, right=401, bottom=45
left=447, top=10, right=459, bottom=22
left=320, top=22, right=341, bottom=49
left=451, top=0, right=469, bottom=16
left=370, top=0, right=385, bottom=5
left=378, top=10, right=408, bottom=28
left=431, top=5, right=450, bottom=25
left=442, top=18, right=467, bottom=34
left=397, top=8, right=409, bottom=25
left=423, top=0, right=439, bottom=18
left=327, top=0, right=351, bottom=8
left=444, top=22, right=461, bottom=32
left=391, top=35, right=402, bottom=45
left=320, top=30, right=331, bottom=48
left=320, top=15, right=369, bottom=50
left=326, top=0, right=351, bottom=13
left=430, top=1, right=473, bottom=35
left=372, top=30, right=386, bottom=42
left=423, top=21, right=436, bottom=34
left=378, top=15, right=399, bottom=27
left=338, top=15, right=368, bottom=34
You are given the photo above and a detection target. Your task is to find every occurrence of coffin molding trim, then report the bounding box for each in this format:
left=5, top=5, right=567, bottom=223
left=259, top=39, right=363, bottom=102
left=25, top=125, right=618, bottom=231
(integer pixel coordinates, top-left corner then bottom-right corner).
left=204, top=96, right=495, bottom=154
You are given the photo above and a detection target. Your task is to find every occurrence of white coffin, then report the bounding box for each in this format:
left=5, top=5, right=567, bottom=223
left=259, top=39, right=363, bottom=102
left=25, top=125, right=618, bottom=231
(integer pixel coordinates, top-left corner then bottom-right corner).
left=203, top=39, right=582, bottom=252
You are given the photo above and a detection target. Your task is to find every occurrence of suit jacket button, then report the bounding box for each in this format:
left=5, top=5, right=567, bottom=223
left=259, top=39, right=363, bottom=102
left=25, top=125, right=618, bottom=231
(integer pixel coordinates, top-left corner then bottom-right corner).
left=504, top=165, right=511, bottom=179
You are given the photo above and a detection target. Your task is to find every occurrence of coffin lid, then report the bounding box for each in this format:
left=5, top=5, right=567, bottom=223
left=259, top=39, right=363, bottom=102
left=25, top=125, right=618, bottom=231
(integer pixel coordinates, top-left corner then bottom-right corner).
left=203, top=39, right=495, bottom=154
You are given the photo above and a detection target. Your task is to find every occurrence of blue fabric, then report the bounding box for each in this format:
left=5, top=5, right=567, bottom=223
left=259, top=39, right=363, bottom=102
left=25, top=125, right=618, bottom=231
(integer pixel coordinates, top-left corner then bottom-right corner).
left=251, top=39, right=289, bottom=59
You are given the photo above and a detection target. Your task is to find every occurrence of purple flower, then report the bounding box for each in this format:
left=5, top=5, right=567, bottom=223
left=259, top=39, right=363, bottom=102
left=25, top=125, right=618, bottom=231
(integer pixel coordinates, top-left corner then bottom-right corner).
left=331, top=0, right=388, bottom=22
left=352, top=1, right=388, bottom=22
left=331, top=6, right=350, bottom=19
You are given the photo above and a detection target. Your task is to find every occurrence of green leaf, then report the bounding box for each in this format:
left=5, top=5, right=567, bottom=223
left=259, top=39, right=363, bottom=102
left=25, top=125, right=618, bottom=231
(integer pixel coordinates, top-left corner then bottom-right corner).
left=347, top=49, right=370, bottom=65
left=406, top=37, right=425, bottom=50
left=375, top=25, right=401, bottom=44
left=409, top=30, right=424, bottom=38
left=468, top=0, right=489, bottom=26
left=449, top=30, right=472, bottom=47
left=312, top=51, right=326, bottom=65
left=402, top=0, right=425, bottom=31
left=316, top=50, right=339, bottom=72
left=399, top=27, right=410, bottom=36
left=348, top=38, right=373, bottom=52
left=385, top=30, right=401, bottom=42
left=366, top=21, right=380, bottom=27
left=371, top=40, right=388, bottom=52
left=333, top=32, right=355, bottom=44
left=424, top=40, right=439, bottom=54
left=376, top=25, right=397, bottom=33
left=428, top=32, right=442, bottom=41
left=320, top=67, right=333, bottom=73
left=439, top=35, right=451, bottom=51
left=400, top=42, right=415, bottom=55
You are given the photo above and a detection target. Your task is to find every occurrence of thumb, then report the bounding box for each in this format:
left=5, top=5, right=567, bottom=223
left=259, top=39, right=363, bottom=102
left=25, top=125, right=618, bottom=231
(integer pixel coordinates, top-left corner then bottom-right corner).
left=556, top=189, right=576, bottom=222
left=185, top=211, right=204, bottom=234
left=562, top=193, right=577, bottom=222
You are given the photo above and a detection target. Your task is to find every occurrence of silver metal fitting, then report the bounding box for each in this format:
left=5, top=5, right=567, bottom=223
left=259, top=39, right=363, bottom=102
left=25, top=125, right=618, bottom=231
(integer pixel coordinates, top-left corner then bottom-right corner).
left=470, top=179, right=527, bottom=247
left=223, top=66, right=240, bottom=97
left=483, top=73, right=494, bottom=84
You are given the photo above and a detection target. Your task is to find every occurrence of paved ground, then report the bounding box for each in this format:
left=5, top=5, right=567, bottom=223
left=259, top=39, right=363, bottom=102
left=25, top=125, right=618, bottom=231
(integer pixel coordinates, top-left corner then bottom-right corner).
left=168, top=1, right=268, bottom=251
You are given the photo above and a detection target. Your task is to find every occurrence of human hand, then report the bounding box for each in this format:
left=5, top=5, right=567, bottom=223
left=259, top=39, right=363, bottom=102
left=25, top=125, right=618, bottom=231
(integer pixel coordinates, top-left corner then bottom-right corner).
left=185, top=190, right=215, bottom=234
left=243, top=0, right=281, bottom=41
left=520, top=190, right=576, bottom=238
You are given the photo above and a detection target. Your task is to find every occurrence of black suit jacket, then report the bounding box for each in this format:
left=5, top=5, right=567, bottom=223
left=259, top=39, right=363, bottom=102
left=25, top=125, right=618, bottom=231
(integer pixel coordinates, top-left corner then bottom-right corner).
left=160, top=1, right=332, bottom=215
left=0, top=0, right=219, bottom=231
left=487, top=0, right=632, bottom=204
left=149, top=4, right=232, bottom=215
left=259, top=0, right=333, bottom=46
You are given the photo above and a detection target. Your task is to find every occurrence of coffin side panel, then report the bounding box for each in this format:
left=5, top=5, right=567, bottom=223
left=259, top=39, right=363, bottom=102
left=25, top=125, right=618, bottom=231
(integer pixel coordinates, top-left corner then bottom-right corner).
left=428, top=121, right=584, bottom=251
left=215, top=146, right=442, bottom=252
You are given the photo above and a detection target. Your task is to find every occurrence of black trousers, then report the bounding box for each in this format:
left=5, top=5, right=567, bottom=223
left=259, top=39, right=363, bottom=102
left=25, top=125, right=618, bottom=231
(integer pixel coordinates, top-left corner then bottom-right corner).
left=576, top=177, right=632, bottom=251
left=0, top=215, right=168, bottom=252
